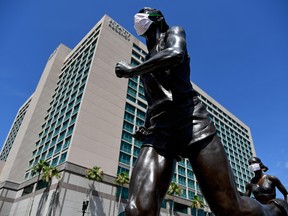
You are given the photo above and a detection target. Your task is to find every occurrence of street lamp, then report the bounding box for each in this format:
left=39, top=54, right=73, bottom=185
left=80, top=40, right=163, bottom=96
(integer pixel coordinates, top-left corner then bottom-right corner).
left=82, top=197, right=89, bottom=216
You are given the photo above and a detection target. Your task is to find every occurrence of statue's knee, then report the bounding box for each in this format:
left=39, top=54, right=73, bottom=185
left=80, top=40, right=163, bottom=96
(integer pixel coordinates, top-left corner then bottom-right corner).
left=125, top=201, right=157, bottom=216
left=125, top=203, right=138, bottom=216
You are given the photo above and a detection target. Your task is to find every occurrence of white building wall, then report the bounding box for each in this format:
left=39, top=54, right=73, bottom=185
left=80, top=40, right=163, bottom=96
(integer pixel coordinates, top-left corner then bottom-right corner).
left=66, top=16, right=142, bottom=177
left=0, top=45, right=71, bottom=184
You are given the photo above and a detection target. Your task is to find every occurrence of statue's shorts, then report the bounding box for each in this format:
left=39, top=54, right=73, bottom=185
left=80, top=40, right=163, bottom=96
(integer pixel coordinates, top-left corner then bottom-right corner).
left=142, top=92, right=216, bottom=161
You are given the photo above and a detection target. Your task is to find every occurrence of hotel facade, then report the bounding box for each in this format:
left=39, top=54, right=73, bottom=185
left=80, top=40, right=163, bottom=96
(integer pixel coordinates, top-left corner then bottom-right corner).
left=0, top=15, right=255, bottom=216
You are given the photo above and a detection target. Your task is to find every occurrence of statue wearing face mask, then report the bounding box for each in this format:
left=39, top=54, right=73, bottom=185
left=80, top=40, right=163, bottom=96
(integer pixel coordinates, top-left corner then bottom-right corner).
left=115, top=7, right=288, bottom=216
left=249, top=162, right=263, bottom=172
left=245, top=157, right=288, bottom=214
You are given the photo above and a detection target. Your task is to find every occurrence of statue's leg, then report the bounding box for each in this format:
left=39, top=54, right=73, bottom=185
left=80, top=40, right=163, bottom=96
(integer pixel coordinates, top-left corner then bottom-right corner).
left=125, top=146, right=176, bottom=216
left=187, top=135, right=277, bottom=216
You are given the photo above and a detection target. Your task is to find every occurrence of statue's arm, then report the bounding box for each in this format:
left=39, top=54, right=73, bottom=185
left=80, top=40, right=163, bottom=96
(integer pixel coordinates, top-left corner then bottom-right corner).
left=143, top=109, right=151, bottom=129
left=115, top=26, right=187, bottom=78
left=270, top=175, right=288, bottom=201
left=245, top=182, right=252, bottom=197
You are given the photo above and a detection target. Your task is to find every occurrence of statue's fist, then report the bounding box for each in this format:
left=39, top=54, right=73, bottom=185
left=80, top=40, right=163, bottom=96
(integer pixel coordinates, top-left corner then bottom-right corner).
left=115, top=61, right=132, bottom=78
left=132, top=126, right=148, bottom=141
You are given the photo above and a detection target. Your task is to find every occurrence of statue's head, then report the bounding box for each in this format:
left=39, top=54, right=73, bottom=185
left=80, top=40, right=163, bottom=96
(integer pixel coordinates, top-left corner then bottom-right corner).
left=248, top=156, right=268, bottom=172
left=134, top=7, right=169, bottom=36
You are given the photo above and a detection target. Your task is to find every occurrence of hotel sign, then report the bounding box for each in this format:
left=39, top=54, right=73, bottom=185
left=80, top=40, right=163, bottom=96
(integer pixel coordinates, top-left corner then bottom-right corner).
left=108, top=19, right=131, bottom=41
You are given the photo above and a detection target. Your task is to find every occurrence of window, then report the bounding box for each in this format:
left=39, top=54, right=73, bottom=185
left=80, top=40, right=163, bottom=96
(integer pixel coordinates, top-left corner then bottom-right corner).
left=47, top=148, right=54, bottom=158
left=134, top=139, right=142, bottom=147
left=178, top=166, right=185, bottom=176
left=51, top=137, right=57, bottom=147
left=125, top=103, right=135, bottom=114
left=67, top=125, right=74, bottom=136
left=58, top=131, right=66, bottom=142
left=136, top=118, right=144, bottom=126
left=124, top=112, right=134, bottom=123
left=188, top=190, right=195, bottom=199
left=63, top=137, right=71, bottom=149
left=59, top=152, right=67, bottom=164
left=22, top=184, right=34, bottom=196
left=133, top=146, right=140, bottom=157
left=137, top=100, right=147, bottom=109
left=127, top=87, right=137, bottom=97
left=127, top=95, right=136, bottom=102
left=136, top=110, right=145, bottom=119
left=128, top=80, right=137, bottom=89
left=123, top=122, right=134, bottom=133
left=174, top=203, right=188, bottom=213
left=51, top=156, right=59, bottom=167
left=70, top=113, right=77, bottom=125
left=178, top=176, right=186, bottom=186
left=132, top=50, right=141, bottom=60
left=187, top=170, right=194, bottom=179
left=43, top=143, right=49, bottom=151
left=188, top=179, right=194, bottom=188
left=122, top=131, right=132, bottom=143
left=119, top=152, right=130, bottom=165
left=117, top=166, right=129, bottom=174
left=131, top=58, right=140, bottom=66
left=120, top=141, right=131, bottom=153
left=55, top=142, right=63, bottom=154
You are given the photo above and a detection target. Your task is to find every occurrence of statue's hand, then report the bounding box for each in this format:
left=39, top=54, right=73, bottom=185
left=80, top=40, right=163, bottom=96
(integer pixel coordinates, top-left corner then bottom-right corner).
left=115, top=61, right=132, bottom=78
left=132, top=126, right=148, bottom=141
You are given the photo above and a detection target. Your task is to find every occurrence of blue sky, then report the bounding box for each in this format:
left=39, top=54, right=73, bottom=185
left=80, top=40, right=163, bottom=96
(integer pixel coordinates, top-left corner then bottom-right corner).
left=1, top=0, right=287, bottom=195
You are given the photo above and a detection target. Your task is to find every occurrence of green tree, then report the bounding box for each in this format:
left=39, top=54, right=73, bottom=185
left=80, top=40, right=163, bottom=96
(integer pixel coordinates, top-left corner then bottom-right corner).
left=39, top=164, right=61, bottom=216
left=114, top=172, right=129, bottom=213
left=84, top=166, right=104, bottom=215
left=42, top=166, right=61, bottom=183
left=191, top=195, right=205, bottom=216
left=28, top=160, right=49, bottom=216
left=167, top=182, right=182, bottom=215
left=86, top=166, right=104, bottom=182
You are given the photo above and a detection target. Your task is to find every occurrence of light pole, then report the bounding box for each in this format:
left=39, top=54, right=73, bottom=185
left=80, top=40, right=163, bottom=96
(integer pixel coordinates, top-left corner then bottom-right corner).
left=82, top=197, right=89, bottom=216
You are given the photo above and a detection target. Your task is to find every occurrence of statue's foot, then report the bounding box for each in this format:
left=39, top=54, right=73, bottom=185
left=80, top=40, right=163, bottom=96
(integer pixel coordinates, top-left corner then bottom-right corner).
left=268, top=199, right=288, bottom=216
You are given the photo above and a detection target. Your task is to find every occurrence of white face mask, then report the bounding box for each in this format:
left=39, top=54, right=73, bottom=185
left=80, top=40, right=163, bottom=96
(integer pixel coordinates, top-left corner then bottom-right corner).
left=249, top=163, right=261, bottom=172
left=134, top=13, right=153, bottom=36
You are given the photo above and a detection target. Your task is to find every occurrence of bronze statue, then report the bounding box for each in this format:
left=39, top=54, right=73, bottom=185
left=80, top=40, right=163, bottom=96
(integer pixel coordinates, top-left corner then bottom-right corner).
left=115, top=7, right=288, bottom=216
left=245, top=157, right=288, bottom=211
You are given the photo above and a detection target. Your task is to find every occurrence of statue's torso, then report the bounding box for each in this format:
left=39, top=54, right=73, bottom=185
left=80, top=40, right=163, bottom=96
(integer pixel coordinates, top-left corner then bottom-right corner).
left=140, top=33, right=194, bottom=116
left=251, top=175, right=276, bottom=204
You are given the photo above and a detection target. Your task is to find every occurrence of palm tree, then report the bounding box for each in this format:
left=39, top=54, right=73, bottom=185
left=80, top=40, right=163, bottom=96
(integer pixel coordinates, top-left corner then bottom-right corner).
left=42, top=165, right=61, bottom=183
left=191, top=195, right=204, bottom=216
left=114, top=172, right=129, bottom=214
left=85, top=166, right=104, bottom=196
left=167, top=182, right=182, bottom=215
left=86, top=166, right=104, bottom=182
left=28, top=160, right=49, bottom=216
left=32, top=160, right=49, bottom=180
left=37, top=165, right=61, bottom=216
left=84, top=166, right=104, bottom=215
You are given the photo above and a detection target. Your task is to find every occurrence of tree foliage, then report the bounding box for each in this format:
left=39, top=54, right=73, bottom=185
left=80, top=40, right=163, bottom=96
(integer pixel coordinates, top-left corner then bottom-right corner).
left=86, top=166, right=104, bottom=182
left=114, top=172, right=129, bottom=186
left=167, top=182, right=182, bottom=197
left=32, top=160, right=49, bottom=175
left=42, top=166, right=61, bottom=182
left=191, top=195, right=204, bottom=209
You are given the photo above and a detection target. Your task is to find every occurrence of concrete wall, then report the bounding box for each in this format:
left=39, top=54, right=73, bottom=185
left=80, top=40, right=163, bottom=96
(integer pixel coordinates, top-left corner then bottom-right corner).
left=1, top=162, right=196, bottom=216
left=67, top=16, right=137, bottom=177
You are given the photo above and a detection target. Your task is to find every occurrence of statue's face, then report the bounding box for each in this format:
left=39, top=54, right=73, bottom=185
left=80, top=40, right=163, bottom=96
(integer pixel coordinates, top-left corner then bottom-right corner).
left=134, top=9, right=163, bottom=37
left=249, top=163, right=261, bottom=172
left=134, top=13, right=153, bottom=36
